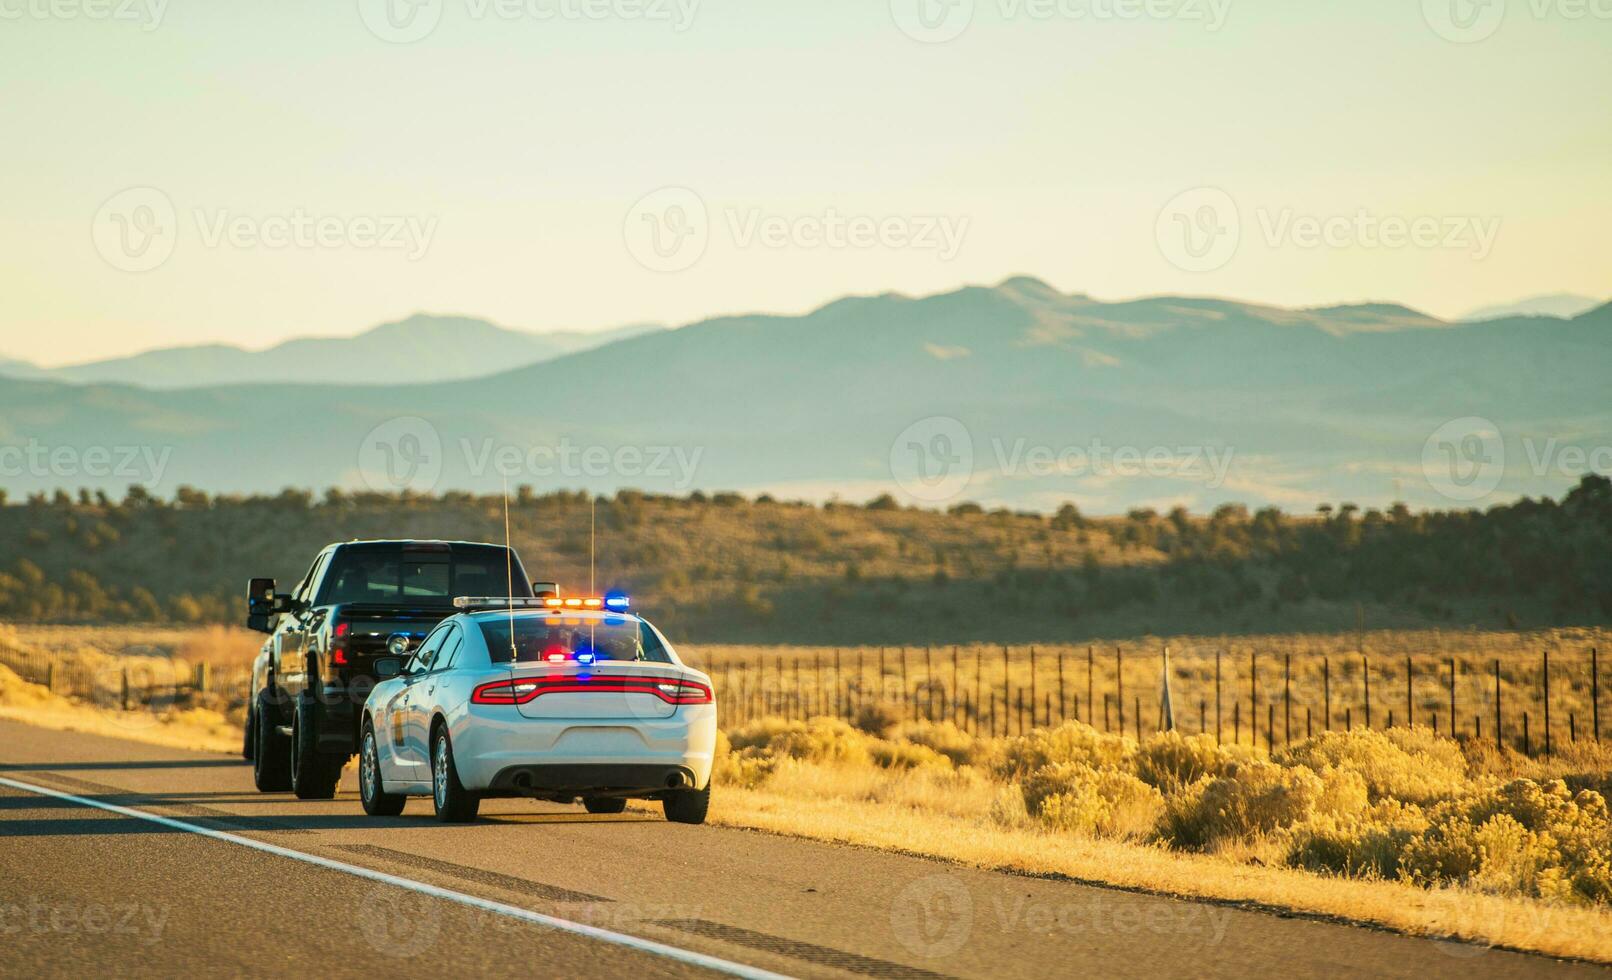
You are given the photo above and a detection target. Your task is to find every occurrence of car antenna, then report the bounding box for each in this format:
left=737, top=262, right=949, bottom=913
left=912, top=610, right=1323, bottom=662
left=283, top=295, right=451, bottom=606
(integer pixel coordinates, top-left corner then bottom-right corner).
left=502, top=474, right=517, bottom=662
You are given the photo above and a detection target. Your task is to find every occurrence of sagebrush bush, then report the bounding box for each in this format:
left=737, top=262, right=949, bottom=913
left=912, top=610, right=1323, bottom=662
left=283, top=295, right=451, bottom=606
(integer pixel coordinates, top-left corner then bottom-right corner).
left=1164, top=761, right=1368, bottom=848
left=1285, top=800, right=1429, bottom=879
left=1401, top=779, right=1612, bottom=904
left=889, top=720, right=978, bottom=766
left=993, top=722, right=1135, bottom=778
left=1134, top=731, right=1254, bottom=792
left=1022, top=762, right=1164, bottom=840
left=1275, top=727, right=1466, bottom=805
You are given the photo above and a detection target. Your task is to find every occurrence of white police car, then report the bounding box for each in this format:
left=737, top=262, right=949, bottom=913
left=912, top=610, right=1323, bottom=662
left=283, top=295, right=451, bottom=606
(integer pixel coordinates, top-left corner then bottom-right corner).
left=357, top=593, right=717, bottom=823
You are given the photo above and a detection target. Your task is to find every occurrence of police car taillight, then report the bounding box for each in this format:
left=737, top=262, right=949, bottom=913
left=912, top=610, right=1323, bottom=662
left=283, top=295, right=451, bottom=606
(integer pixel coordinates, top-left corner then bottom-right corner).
left=655, top=680, right=712, bottom=705
left=471, top=679, right=542, bottom=704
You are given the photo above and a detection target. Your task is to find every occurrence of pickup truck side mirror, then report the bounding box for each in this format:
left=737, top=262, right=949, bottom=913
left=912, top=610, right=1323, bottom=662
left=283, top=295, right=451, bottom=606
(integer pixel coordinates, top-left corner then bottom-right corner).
left=247, top=577, right=278, bottom=633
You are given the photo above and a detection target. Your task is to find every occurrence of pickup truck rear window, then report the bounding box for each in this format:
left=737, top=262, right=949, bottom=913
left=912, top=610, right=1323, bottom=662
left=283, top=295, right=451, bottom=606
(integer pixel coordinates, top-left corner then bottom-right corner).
left=317, top=545, right=530, bottom=606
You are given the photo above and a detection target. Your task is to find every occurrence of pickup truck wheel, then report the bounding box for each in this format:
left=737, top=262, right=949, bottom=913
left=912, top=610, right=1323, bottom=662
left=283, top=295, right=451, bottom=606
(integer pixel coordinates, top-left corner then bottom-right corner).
left=582, top=797, right=627, bottom=815
left=242, top=701, right=256, bottom=762
left=359, top=725, right=406, bottom=817
left=252, top=693, right=292, bottom=792
left=662, top=784, right=710, bottom=825
left=431, top=729, right=479, bottom=823
left=291, top=696, right=342, bottom=800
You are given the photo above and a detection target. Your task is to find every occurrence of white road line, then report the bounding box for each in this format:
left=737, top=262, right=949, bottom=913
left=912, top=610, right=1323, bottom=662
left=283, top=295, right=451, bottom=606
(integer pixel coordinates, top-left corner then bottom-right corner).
left=0, top=774, right=794, bottom=980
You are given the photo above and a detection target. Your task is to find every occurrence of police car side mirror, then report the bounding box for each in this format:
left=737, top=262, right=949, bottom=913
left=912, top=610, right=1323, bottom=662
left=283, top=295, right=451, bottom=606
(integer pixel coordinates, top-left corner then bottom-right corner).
left=374, top=658, right=403, bottom=679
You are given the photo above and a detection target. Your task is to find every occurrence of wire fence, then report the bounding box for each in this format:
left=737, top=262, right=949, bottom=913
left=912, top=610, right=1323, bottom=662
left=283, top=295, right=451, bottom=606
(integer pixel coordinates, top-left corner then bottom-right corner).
left=685, top=644, right=1604, bottom=758
left=0, top=639, right=253, bottom=711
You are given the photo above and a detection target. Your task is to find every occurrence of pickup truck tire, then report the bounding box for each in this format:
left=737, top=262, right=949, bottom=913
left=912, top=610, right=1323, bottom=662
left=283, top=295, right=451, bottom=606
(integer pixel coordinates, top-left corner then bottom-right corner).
left=663, top=784, right=711, bottom=825
left=359, top=724, right=406, bottom=817
left=582, top=797, right=627, bottom=814
left=242, top=700, right=256, bottom=761
left=290, top=695, right=343, bottom=800
left=252, top=692, right=292, bottom=792
left=431, top=728, right=480, bottom=823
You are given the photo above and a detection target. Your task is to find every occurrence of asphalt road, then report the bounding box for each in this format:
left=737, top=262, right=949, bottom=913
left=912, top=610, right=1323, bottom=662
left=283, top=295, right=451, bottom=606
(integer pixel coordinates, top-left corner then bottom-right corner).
left=0, top=718, right=1604, bottom=980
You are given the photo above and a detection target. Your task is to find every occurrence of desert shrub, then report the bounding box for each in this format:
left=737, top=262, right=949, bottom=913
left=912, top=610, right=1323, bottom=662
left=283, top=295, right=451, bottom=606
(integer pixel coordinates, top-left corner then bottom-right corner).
left=1164, top=761, right=1368, bottom=849
left=1021, top=762, right=1164, bottom=840
left=722, top=717, right=875, bottom=767
left=1134, top=731, right=1254, bottom=792
left=869, top=739, right=955, bottom=770
left=890, top=720, right=978, bottom=766
left=1276, top=727, right=1466, bottom=805
left=993, top=722, right=1135, bottom=779
left=1401, top=779, right=1612, bottom=904
left=1285, top=800, right=1429, bottom=879
left=851, top=701, right=902, bottom=737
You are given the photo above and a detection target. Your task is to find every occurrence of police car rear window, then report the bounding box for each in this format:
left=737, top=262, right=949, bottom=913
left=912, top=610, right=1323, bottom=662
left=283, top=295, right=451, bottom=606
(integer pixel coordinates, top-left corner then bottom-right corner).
left=479, top=616, right=673, bottom=664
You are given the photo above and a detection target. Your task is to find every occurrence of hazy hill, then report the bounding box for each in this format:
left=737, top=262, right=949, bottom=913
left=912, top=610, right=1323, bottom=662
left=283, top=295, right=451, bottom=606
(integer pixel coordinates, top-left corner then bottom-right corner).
left=2, top=476, right=1607, bottom=641
left=0, top=315, right=661, bottom=389
left=1461, top=294, right=1604, bottom=322
left=0, top=280, right=1608, bottom=513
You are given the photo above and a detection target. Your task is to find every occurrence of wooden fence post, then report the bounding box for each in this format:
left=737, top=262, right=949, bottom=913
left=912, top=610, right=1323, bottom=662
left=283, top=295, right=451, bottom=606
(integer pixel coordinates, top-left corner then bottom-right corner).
left=951, top=646, right=960, bottom=725
left=1086, top=646, right=1095, bottom=733
left=1322, top=656, right=1330, bottom=732
left=1363, top=654, right=1372, bottom=729
left=1116, top=647, right=1125, bottom=738
left=1283, top=652, right=1292, bottom=746
left=1447, top=658, right=1456, bottom=739
left=1214, top=649, right=1222, bottom=744
left=1593, top=646, right=1600, bottom=743
left=1405, top=655, right=1413, bottom=729
left=1494, top=659, right=1503, bottom=752
left=1027, top=647, right=1037, bottom=729
left=1543, top=649, right=1552, bottom=758
left=1057, top=650, right=1065, bottom=724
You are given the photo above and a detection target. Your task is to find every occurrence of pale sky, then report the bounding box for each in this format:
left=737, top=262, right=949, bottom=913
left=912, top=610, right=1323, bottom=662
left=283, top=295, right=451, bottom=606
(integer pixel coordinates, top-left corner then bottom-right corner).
left=1, top=0, right=1607, bottom=365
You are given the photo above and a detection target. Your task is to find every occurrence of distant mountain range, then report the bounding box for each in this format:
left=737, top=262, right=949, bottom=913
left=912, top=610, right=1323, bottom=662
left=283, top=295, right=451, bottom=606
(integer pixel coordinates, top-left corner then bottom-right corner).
left=1, top=279, right=1607, bottom=514
left=1460, top=294, right=1604, bottom=322
left=0, top=315, right=661, bottom=388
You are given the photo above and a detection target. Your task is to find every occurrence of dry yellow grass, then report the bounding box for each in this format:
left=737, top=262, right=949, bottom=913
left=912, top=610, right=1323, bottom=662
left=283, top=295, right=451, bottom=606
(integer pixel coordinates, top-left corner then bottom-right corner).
left=0, top=663, right=241, bottom=754
left=701, top=778, right=1612, bottom=962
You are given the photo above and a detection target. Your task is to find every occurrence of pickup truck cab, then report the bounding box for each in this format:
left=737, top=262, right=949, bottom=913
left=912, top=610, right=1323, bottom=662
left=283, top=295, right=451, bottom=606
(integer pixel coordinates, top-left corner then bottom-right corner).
left=245, top=539, right=536, bottom=799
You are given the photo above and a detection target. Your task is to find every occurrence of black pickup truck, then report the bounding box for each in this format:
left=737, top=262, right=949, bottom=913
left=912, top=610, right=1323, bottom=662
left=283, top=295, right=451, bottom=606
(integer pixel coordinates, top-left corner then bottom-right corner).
left=245, top=539, right=537, bottom=799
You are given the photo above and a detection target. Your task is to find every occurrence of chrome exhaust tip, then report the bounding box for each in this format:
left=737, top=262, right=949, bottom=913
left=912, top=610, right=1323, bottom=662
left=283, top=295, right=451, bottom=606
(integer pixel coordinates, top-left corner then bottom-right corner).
left=665, top=771, right=688, bottom=790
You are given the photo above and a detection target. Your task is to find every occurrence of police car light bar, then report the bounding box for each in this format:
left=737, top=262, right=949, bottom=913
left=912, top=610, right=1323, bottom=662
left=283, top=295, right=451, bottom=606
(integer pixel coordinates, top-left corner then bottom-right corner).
left=452, top=594, right=631, bottom=611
